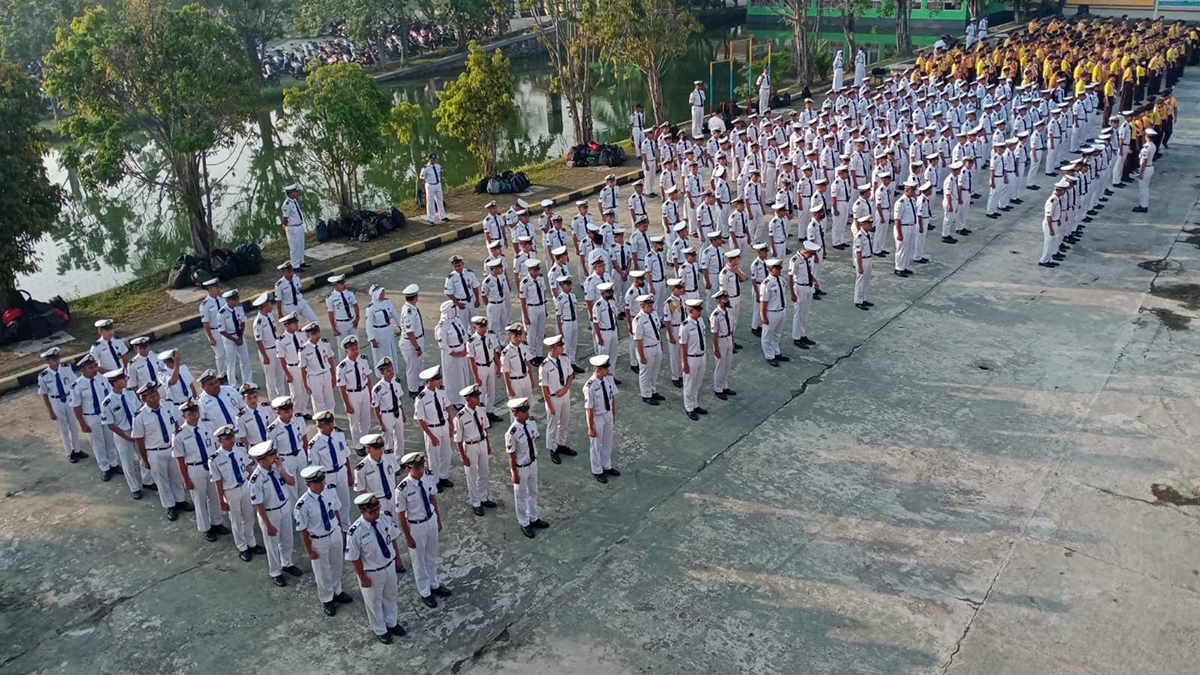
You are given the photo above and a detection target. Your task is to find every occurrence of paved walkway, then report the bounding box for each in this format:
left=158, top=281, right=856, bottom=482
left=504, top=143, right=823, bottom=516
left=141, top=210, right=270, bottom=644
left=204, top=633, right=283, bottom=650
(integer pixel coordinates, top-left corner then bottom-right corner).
left=3, top=73, right=1200, bottom=675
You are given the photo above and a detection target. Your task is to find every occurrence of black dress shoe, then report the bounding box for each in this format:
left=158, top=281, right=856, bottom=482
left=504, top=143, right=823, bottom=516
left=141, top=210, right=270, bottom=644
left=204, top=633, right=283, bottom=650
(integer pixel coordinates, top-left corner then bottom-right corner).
left=612, top=378, right=622, bottom=385
left=422, top=595, right=438, bottom=608
left=251, top=544, right=266, bottom=554
left=672, top=378, right=683, bottom=388
left=1038, top=262, right=1059, bottom=268
left=212, top=524, right=231, bottom=535
left=1132, top=206, right=1147, bottom=213
left=324, top=601, right=337, bottom=616
left=178, top=501, right=195, bottom=512
left=487, top=412, right=504, bottom=423
left=914, top=258, right=929, bottom=264
left=863, top=301, right=874, bottom=307
left=205, top=529, right=218, bottom=542
left=556, top=445, right=577, bottom=456
left=1052, top=254, right=1065, bottom=261
left=571, top=364, right=585, bottom=374
left=1011, top=199, right=1023, bottom=205
left=750, top=328, right=761, bottom=337
left=531, top=519, right=549, bottom=528
left=856, top=303, right=869, bottom=310
left=550, top=451, right=561, bottom=465
left=604, top=468, right=621, bottom=477
left=1030, top=185, right=1041, bottom=190
left=166, top=507, right=179, bottom=521
left=942, top=236, right=957, bottom=243
left=99, top=469, right=111, bottom=481
left=687, top=410, right=700, bottom=420
left=800, top=337, right=815, bottom=346
left=239, top=549, right=253, bottom=562
left=642, top=396, right=659, bottom=405
left=111, top=464, right=124, bottom=474
left=431, top=585, right=452, bottom=597
left=522, top=525, right=536, bottom=538
left=335, top=591, right=354, bottom=604
left=377, top=632, right=393, bottom=644
left=714, top=391, right=728, bottom=400
left=630, top=363, right=639, bottom=372
left=594, top=472, right=608, bottom=483
left=481, top=500, right=498, bottom=508
left=893, top=270, right=905, bottom=277
left=437, top=479, right=454, bottom=489
left=131, top=490, right=143, bottom=500
left=388, top=624, right=406, bottom=636
left=68, top=453, right=79, bottom=464
left=987, top=213, right=1000, bottom=219
left=651, top=393, right=665, bottom=401
left=694, top=407, right=708, bottom=415
left=793, top=339, right=808, bottom=348
left=1082, top=217, right=1093, bottom=223
left=972, top=193, right=982, bottom=199
left=473, top=505, right=485, bottom=516
left=273, top=576, right=287, bottom=587
left=283, top=565, right=304, bottom=577
left=724, top=389, right=737, bottom=396
left=1104, top=189, right=1114, bottom=196
left=878, top=250, right=890, bottom=256
left=1000, top=206, right=1012, bottom=211
left=766, top=359, right=779, bottom=367
left=1115, top=182, right=1127, bottom=188
left=143, top=483, right=157, bottom=491
left=775, top=355, right=790, bottom=362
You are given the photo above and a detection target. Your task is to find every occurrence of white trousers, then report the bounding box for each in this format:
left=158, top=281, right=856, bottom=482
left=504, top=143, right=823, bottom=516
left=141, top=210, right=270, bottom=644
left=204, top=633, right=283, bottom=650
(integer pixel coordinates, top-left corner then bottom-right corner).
left=380, top=411, right=405, bottom=456
left=425, top=183, right=447, bottom=222
left=283, top=300, right=320, bottom=326
left=638, top=345, right=662, bottom=398
left=463, top=440, right=490, bottom=507
left=513, top=462, right=539, bottom=526
left=759, top=88, right=770, bottom=115
left=113, top=435, right=145, bottom=493
left=894, top=227, right=915, bottom=271
left=1139, top=166, right=1154, bottom=208
left=632, top=128, right=645, bottom=157
left=832, top=210, right=850, bottom=247
left=1040, top=220, right=1056, bottom=264
left=524, top=310, right=546, bottom=358
left=222, top=483, right=257, bottom=551
left=986, top=181, right=1006, bottom=214
left=692, top=106, right=704, bottom=138
left=360, top=565, right=399, bottom=636
left=261, top=353, right=287, bottom=400
left=210, top=336, right=228, bottom=379
left=854, top=258, right=872, bottom=304
left=406, top=517, right=440, bottom=597
left=559, top=320, right=579, bottom=366
left=1111, top=157, right=1123, bottom=186
left=222, top=337, right=253, bottom=388
left=544, top=394, right=570, bottom=451
left=643, top=160, right=658, bottom=194
left=668, top=339, right=683, bottom=380
left=400, top=341, right=424, bottom=393
left=594, top=329, right=618, bottom=365
left=344, top=389, right=373, bottom=449
left=761, top=310, right=785, bottom=359
left=308, top=372, right=336, bottom=416
left=286, top=362, right=311, bottom=416
left=713, top=337, right=733, bottom=392
left=258, top=506, right=294, bottom=577
left=286, top=225, right=306, bottom=267
left=367, top=330, right=399, bottom=373
left=791, top=287, right=814, bottom=339
left=83, top=414, right=119, bottom=471
left=424, top=424, right=453, bottom=480
left=49, top=401, right=81, bottom=458
left=186, top=464, right=224, bottom=532
left=588, top=413, right=615, bottom=474
left=146, top=448, right=186, bottom=509
left=683, top=354, right=706, bottom=412
left=309, top=530, right=345, bottom=602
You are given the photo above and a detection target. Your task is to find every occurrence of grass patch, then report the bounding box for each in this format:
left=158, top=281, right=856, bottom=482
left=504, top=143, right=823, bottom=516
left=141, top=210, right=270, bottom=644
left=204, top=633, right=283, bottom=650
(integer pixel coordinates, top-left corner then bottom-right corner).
left=68, top=269, right=179, bottom=325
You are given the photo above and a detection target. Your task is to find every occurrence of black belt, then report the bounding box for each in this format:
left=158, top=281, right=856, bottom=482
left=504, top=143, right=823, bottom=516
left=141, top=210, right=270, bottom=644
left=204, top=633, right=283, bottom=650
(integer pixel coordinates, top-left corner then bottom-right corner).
left=380, top=409, right=400, bottom=415
left=372, top=324, right=390, bottom=329
left=366, top=561, right=395, bottom=572
left=489, top=300, right=505, bottom=304
left=407, top=514, right=432, bottom=524
left=283, top=450, right=303, bottom=457
left=516, top=459, right=536, bottom=468
left=345, top=387, right=367, bottom=393
left=688, top=353, right=705, bottom=358
left=266, top=503, right=287, bottom=512
left=561, top=317, right=576, bottom=322
left=186, top=461, right=207, bottom=466
left=425, top=422, right=446, bottom=428
left=147, top=446, right=171, bottom=452
left=509, top=374, right=527, bottom=380
left=50, top=395, right=68, bottom=401
left=310, top=531, right=335, bottom=539
left=527, top=303, right=544, bottom=307
left=286, top=362, right=299, bottom=367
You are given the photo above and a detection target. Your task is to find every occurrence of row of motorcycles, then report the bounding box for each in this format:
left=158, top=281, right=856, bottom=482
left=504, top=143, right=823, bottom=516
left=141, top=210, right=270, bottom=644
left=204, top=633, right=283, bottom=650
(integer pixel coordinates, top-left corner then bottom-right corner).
left=260, top=19, right=510, bottom=84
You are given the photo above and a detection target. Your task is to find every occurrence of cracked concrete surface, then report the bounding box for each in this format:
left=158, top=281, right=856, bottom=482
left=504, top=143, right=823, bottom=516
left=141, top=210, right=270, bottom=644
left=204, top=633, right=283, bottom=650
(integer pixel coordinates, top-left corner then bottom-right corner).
left=4, top=83, right=1200, bottom=675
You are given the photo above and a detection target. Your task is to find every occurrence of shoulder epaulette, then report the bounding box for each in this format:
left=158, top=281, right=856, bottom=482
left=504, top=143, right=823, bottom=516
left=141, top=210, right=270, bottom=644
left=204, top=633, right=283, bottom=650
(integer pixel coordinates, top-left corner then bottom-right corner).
left=356, top=459, right=367, bottom=470
left=416, top=390, right=427, bottom=399
left=348, top=523, right=358, bottom=534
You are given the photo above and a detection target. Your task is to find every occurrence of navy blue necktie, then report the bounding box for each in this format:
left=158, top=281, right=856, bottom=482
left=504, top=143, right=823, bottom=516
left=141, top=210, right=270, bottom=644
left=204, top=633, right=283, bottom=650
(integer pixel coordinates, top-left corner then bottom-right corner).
left=121, top=396, right=132, bottom=426
left=327, top=436, right=341, bottom=473
left=89, top=379, right=100, bottom=415
left=216, top=396, right=232, bottom=424
left=147, top=358, right=157, bottom=384
left=153, top=408, right=169, bottom=443
left=285, top=425, right=298, bottom=455
left=229, top=451, right=244, bottom=483
left=55, top=372, right=65, bottom=398
left=254, top=410, right=266, bottom=439
left=269, top=470, right=285, bottom=502
left=371, top=520, right=391, bottom=559
left=192, top=427, right=210, bottom=470
left=378, top=462, right=392, bottom=500
left=418, top=481, right=433, bottom=519
left=317, top=494, right=331, bottom=532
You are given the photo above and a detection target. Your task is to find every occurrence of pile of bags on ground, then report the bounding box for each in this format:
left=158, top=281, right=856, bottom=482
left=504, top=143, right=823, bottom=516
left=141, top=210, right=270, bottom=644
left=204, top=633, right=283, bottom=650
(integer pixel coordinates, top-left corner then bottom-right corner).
left=167, top=243, right=263, bottom=289
left=566, top=141, right=626, bottom=168
left=0, top=290, right=70, bottom=344
left=316, top=206, right=406, bottom=243
left=474, top=170, right=532, bottom=195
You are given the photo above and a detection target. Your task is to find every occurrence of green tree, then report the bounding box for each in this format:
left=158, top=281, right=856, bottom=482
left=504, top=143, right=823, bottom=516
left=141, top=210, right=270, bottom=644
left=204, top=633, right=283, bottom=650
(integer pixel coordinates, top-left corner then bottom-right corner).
left=44, top=0, right=258, bottom=257
left=383, top=99, right=424, bottom=204
left=529, top=0, right=600, bottom=145
left=283, top=61, right=393, bottom=215
left=434, top=41, right=515, bottom=178
left=774, top=0, right=812, bottom=87
left=592, top=0, right=701, bottom=124
left=0, top=63, right=62, bottom=293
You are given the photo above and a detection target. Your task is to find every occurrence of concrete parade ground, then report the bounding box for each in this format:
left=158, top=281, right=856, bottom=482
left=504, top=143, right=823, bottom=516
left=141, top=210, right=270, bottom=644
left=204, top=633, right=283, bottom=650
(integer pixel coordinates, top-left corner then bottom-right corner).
left=4, top=82, right=1200, bottom=675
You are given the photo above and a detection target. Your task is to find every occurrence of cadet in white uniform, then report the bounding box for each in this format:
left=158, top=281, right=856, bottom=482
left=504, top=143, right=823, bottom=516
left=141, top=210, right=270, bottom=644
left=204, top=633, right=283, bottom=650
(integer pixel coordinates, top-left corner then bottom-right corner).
left=454, top=385, right=496, bottom=516
left=853, top=216, right=875, bottom=309
left=346, top=493, right=407, bottom=643
left=583, top=354, right=620, bottom=482
left=1134, top=129, right=1156, bottom=213
left=414, top=366, right=454, bottom=489
left=788, top=241, right=820, bottom=347
left=759, top=259, right=789, bottom=365
left=366, top=285, right=400, bottom=371
left=689, top=81, right=706, bottom=138
left=266, top=395, right=309, bottom=491
left=538, top=336, right=576, bottom=465
left=420, top=154, right=448, bottom=223
left=210, top=425, right=261, bottom=562
left=443, top=254, right=480, bottom=319
left=248, top=441, right=303, bottom=586
left=38, top=348, right=83, bottom=462
left=678, top=299, right=708, bottom=420
left=173, top=399, right=227, bottom=541
left=131, top=383, right=187, bottom=517
left=326, top=275, right=360, bottom=358
left=277, top=314, right=310, bottom=417
left=519, top=260, right=549, bottom=360
left=70, top=354, right=119, bottom=477
left=274, top=262, right=319, bottom=324
left=281, top=184, right=307, bottom=268
left=466, top=316, right=501, bottom=418
left=300, top=323, right=337, bottom=416
left=395, top=452, right=452, bottom=607
left=591, top=282, right=620, bottom=366
left=710, top=290, right=736, bottom=400
left=125, top=336, right=165, bottom=392
left=252, top=293, right=287, bottom=400
left=294, top=465, right=353, bottom=615
left=335, top=336, right=373, bottom=453
left=398, top=284, right=426, bottom=395
left=90, top=318, right=130, bottom=374
left=354, top=434, right=400, bottom=516
left=199, top=279, right=228, bottom=376
left=632, top=294, right=665, bottom=405
left=481, top=259, right=512, bottom=339
left=435, top=301, right=471, bottom=406
left=501, top=323, right=535, bottom=401
left=505, top=397, right=548, bottom=538
left=371, top=359, right=408, bottom=456
left=100, top=369, right=149, bottom=498
left=217, top=289, right=253, bottom=388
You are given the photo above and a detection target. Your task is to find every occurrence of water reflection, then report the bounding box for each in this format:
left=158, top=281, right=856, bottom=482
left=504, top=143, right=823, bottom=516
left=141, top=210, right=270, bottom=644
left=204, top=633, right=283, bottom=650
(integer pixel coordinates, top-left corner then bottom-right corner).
left=26, top=25, right=935, bottom=300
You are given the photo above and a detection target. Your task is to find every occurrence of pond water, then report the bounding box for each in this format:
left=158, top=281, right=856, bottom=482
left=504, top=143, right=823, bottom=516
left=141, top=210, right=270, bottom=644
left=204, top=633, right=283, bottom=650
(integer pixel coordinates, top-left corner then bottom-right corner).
left=26, top=25, right=935, bottom=300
